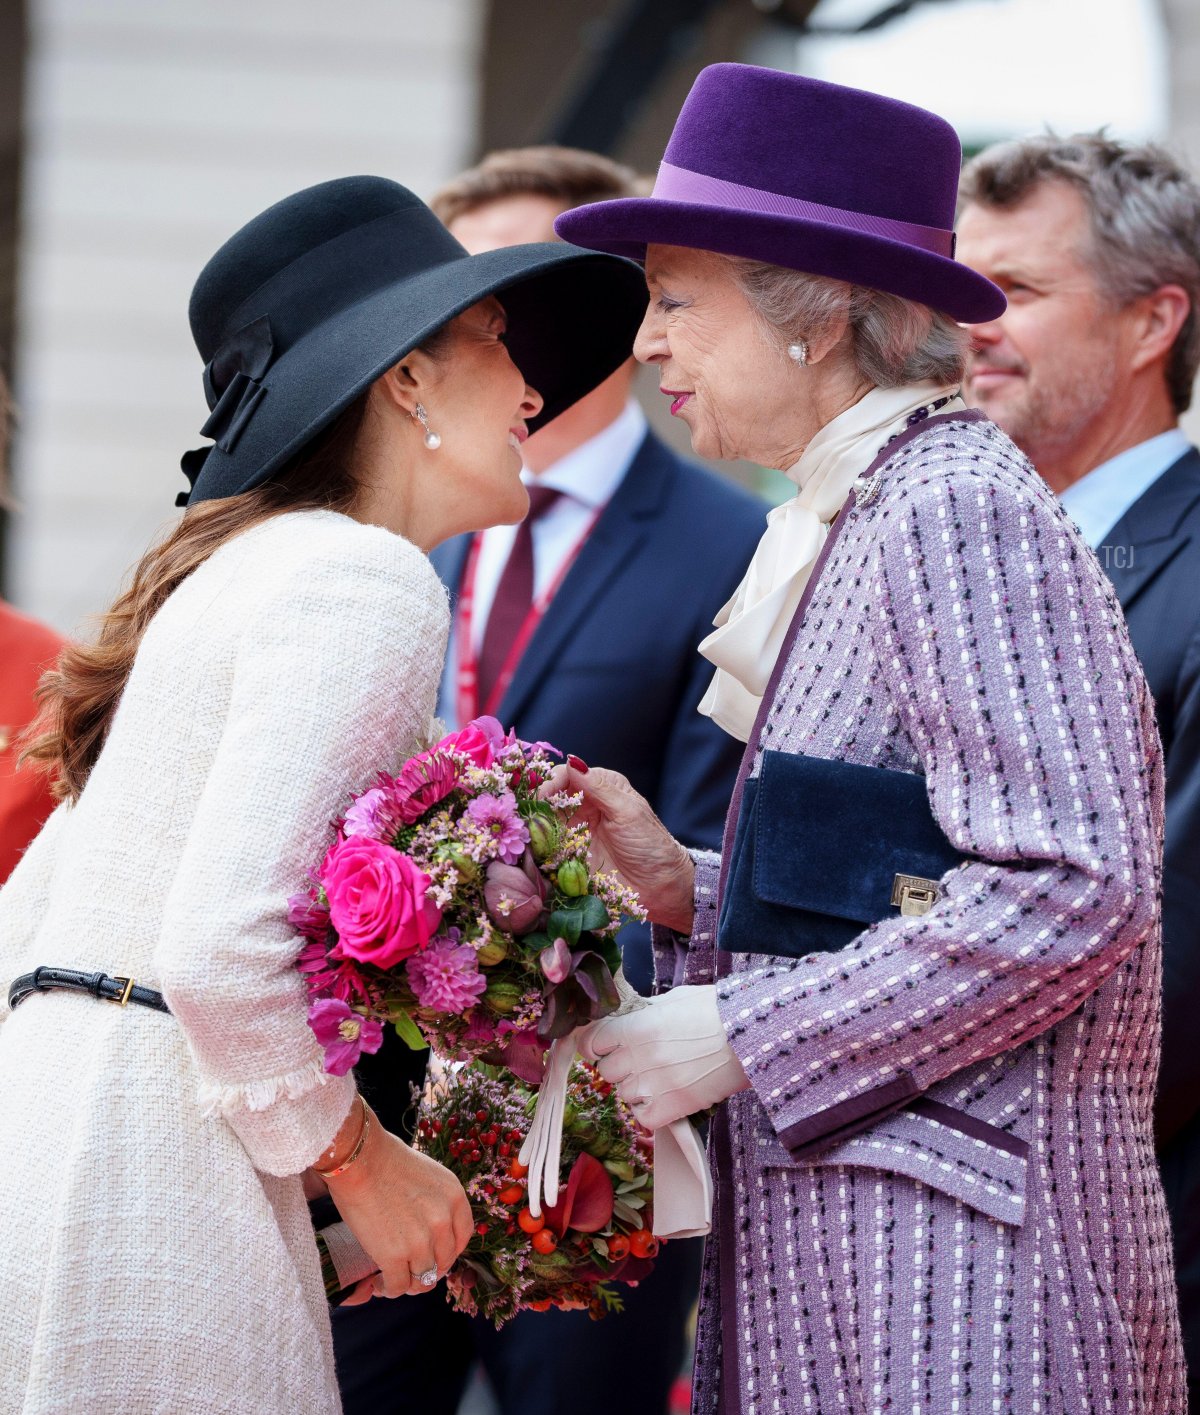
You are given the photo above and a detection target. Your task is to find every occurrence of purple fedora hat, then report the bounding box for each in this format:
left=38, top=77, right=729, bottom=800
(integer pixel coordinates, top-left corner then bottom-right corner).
left=556, top=63, right=1004, bottom=324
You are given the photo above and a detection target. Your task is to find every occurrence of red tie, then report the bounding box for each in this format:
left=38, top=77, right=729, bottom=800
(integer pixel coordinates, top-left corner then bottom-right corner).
left=476, top=485, right=563, bottom=711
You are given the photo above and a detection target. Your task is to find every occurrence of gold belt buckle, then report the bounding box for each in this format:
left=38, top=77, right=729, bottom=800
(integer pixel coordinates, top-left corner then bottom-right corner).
left=890, top=874, right=940, bottom=917
left=108, top=976, right=136, bottom=1006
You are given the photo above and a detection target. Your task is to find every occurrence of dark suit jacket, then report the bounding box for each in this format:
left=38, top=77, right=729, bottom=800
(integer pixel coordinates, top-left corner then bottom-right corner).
left=355, top=430, right=766, bottom=1137
left=1097, top=446, right=1200, bottom=1372
left=433, top=429, right=766, bottom=868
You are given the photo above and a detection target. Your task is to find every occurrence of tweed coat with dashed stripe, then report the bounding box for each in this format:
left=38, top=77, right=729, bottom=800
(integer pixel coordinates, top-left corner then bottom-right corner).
left=654, top=412, right=1186, bottom=1414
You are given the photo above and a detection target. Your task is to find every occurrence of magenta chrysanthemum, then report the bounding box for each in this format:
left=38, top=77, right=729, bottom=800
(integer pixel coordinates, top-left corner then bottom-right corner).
left=466, top=791, right=529, bottom=864
left=406, top=936, right=488, bottom=1015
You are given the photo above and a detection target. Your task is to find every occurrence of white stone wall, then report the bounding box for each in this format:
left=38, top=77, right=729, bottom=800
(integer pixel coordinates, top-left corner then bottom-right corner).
left=8, top=0, right=483, bottom=632
left=1162, top=0, right=1200, bottom=442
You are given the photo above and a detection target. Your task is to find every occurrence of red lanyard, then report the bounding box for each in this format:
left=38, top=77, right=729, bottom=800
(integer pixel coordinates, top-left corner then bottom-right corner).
left=455, top=510, right=602, bottom=723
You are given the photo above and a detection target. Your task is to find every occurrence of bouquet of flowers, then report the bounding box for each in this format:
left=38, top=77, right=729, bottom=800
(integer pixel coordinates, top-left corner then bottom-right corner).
left=292, top=717, right=645, bottom=1083
left=412, top=1060, right=659, bottom=1325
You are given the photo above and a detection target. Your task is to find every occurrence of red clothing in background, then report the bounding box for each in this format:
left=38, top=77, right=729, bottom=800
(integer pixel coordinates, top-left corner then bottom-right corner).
left=0, top=601, right=63, bottom=882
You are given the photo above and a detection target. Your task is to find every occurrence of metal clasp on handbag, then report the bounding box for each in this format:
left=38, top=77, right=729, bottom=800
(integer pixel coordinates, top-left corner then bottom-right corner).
left=890, top=874, right=940, bottom=916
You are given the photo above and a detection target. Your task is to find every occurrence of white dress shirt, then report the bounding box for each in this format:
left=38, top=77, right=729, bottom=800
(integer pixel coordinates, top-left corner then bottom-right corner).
left=438, top=400, right=648, bottom=724
left=1059, top=427, right=1191, bottom=548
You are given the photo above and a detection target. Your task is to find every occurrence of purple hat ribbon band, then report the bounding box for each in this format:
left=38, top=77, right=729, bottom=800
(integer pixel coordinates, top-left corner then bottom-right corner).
left=652, top=160, right=956, bottom=258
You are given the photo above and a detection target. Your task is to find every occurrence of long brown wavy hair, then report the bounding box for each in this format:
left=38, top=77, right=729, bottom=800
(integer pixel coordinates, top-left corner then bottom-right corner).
left=26, top=393, right=373, bottom=801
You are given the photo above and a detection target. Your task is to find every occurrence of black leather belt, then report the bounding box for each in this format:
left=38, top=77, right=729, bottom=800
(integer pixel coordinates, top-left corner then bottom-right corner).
left=7, top=966, right=171, bottom=1014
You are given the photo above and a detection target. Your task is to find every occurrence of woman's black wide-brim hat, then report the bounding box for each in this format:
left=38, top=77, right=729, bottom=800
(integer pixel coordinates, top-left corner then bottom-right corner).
left=178, top=176, right=649, bottom=506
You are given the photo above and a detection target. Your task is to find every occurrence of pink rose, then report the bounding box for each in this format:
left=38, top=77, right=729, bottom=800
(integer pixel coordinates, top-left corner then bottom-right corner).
left=435, top=716, right=506, bottom=768
left=320, top=836, right=442, bottom=969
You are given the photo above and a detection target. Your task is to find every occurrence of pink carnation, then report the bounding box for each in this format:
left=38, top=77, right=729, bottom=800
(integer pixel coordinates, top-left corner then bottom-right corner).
left=320, top=836, right=442, bottom=970
left=406, top=936, right=488, bottom=1015
left=436, top=716, right=506, bottom=768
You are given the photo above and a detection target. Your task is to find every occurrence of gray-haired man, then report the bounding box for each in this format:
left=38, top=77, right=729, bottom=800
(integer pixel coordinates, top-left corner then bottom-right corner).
left=958, top=133, right=1200, bottom=1394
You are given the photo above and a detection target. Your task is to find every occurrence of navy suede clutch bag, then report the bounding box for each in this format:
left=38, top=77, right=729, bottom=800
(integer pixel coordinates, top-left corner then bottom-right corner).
left=718, top=751, right=968, bottom=958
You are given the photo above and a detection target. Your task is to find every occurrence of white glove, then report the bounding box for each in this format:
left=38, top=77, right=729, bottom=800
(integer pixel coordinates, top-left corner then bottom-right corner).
left=518, top=1036, right=574, bottom=1218
left=578, top=985, right=750, bottom=1131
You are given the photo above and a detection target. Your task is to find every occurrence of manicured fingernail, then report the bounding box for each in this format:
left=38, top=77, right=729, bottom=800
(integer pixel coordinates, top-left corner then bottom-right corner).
left=567, top=755, right=588, bottom=773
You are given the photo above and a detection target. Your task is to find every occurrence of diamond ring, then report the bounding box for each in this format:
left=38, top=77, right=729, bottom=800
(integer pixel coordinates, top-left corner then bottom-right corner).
left=418, top=1268, right=438, bottom=1287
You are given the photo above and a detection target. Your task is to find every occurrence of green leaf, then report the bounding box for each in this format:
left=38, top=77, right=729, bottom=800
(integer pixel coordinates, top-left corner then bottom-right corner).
left=576, top=895, right=610, bottom=932
left=524, top=932, right=553, bottom=952
left=391, top=1012, right=428, bottom=1051
left=547, top=909, right=582, bottom=948
left=612, top=1198, right=644, bottom=1227
left=592, top=932, right=622, bottom=977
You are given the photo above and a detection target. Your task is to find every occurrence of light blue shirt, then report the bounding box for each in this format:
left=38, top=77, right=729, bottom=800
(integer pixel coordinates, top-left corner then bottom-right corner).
left=1059, top=427, right=1191, bottom=548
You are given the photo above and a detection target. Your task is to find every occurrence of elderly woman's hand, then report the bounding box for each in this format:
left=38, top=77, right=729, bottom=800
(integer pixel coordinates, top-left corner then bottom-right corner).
left=541, top=761, right=696, bottom=933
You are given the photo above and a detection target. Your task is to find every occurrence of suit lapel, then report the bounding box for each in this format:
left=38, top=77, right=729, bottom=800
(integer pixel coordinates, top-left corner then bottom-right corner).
left=496, top=434, right=671, bottom=725
left=1098, top=448, right=1200, bottom=609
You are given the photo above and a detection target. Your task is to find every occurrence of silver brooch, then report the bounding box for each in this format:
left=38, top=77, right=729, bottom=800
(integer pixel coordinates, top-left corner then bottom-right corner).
left=856, top=468, right=883, bottom=507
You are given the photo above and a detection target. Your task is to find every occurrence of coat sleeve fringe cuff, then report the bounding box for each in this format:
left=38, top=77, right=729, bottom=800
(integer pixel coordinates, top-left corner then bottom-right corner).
left=198, top=1052, right=335, bottom=1117
left=199, top=1060, right=357, bottom=1177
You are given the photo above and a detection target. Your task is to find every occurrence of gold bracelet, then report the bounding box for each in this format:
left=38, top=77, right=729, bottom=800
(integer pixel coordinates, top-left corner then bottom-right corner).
left=314, top=1096, right=371, bottom=1179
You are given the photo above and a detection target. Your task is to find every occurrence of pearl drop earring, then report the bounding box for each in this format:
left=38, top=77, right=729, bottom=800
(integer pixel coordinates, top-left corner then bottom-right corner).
left=414, top=403, right=441, bottom=450
left=788, top=341, right=809, bottom=366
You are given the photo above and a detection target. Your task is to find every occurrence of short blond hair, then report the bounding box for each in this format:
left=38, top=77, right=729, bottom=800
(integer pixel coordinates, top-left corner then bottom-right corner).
left=430, top=146, right=644, bottom=228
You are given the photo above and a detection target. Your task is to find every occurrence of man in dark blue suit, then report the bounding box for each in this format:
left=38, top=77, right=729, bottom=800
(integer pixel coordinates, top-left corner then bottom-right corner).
left=330, top=147, right=766, bottom=1415
left=959, top=133, right=1200, bottom=1405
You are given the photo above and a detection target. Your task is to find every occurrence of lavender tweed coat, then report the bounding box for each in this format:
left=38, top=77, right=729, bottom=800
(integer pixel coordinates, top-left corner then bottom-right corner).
left=655, top=412, right=1186, bottom=1414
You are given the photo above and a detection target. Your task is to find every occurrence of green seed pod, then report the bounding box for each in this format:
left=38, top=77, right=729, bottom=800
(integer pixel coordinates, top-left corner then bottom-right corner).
left=527, top=815, right=559, bottom=864
left=557, top=859, right=589, bottom=897
left=484, top=979, right=523, bottom=1015
left=447, top=846, right=480, bottom=884
left=475, top=937, right=509, bottom=967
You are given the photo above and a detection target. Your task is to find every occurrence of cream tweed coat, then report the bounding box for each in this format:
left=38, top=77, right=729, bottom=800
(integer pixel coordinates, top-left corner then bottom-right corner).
left=0, top=510, right=449, bottom=1415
